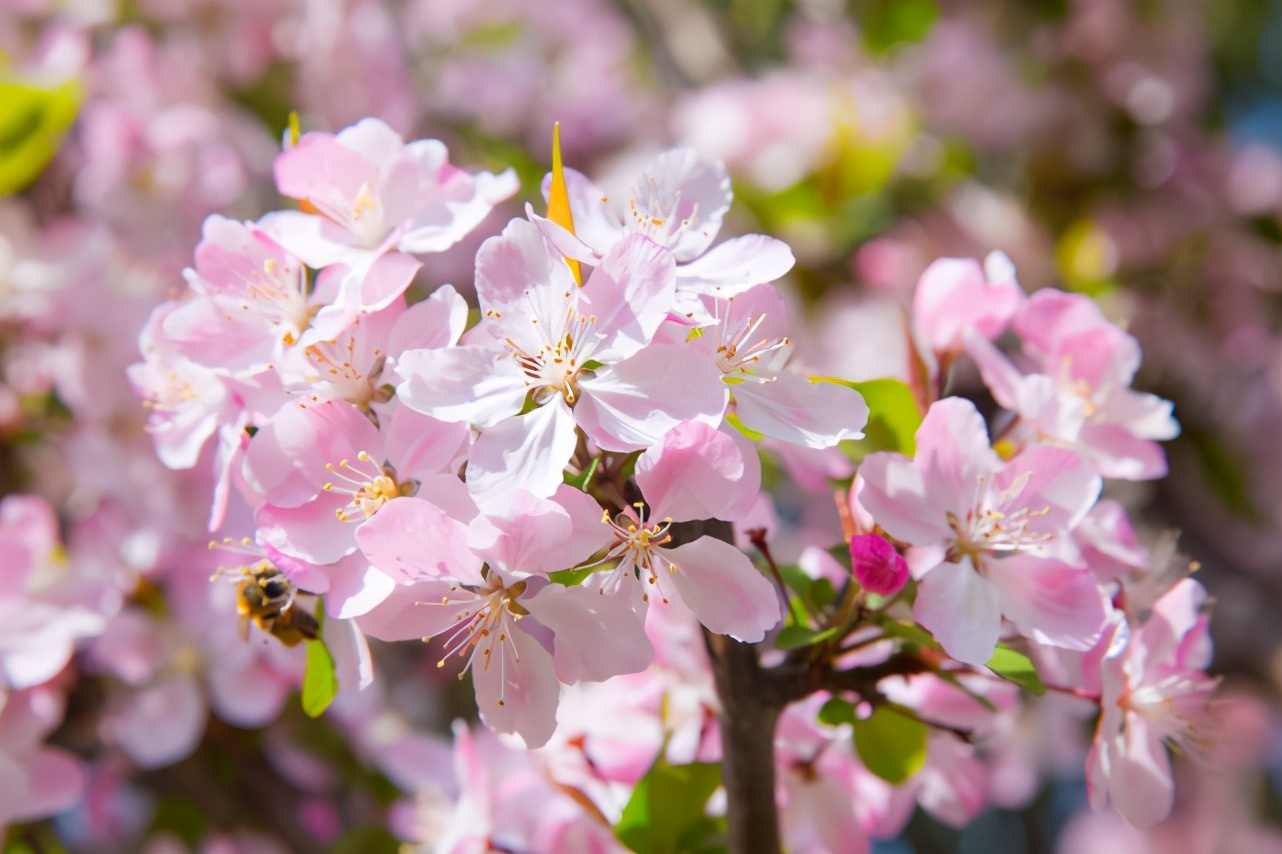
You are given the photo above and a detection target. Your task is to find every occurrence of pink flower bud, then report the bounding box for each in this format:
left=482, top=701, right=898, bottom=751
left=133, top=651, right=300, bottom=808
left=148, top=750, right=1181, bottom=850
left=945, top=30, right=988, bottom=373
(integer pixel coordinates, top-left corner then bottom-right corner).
left=849, top=533, right=909, bottom=596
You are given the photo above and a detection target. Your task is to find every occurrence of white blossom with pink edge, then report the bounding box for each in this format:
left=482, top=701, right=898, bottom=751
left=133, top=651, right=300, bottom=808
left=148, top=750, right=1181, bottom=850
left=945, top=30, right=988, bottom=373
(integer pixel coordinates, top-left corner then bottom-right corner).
left=858, top=397, right=1108, bottom=664
left=397, top=221, right=724, bottom=504
left=0, top=685, right=86, bottom=836
left=684, top=284, right=869, bottom=449
left=264, top=118, right=519, bottom=271
left=965, top=289, right=1179, bottom=480
left=1087, top=579, right=1218, bottom=828
left=591, top=421, right=782, bottom=643
left=527, top=148, right=796, bottom=324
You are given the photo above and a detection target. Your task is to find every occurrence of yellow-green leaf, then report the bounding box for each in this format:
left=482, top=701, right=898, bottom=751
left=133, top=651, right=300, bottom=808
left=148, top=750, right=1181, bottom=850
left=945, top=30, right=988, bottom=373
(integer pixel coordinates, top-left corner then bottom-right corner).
left=0, top=78, right=81, bottom=196
left=853, top=705, right=928, bottom=784
left=813, top=376, right=923, bottom=457
left=302, top=609, right=338, bottom=717
left=986, top=644, right=1046, bottom=696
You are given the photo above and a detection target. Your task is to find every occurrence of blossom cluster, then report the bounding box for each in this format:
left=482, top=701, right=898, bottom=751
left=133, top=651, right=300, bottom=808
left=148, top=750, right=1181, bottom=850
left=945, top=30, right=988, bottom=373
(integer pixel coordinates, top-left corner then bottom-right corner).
left=5, top=1, right=1267, bottom=848
left=122, top=115, right=1217, bottom=850
left=131, top=119, right=868, bottom=750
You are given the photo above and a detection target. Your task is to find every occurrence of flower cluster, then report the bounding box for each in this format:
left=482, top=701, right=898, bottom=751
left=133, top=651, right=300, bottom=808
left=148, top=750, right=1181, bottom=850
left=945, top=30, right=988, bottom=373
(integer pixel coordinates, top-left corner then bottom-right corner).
left=132, top=121, right=869, bottom=749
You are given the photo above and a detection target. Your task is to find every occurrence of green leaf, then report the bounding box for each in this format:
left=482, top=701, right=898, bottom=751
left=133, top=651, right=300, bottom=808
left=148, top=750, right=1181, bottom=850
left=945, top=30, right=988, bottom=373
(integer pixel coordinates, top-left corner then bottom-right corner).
left=773, top=623, right=842, bottom=650
left=0, top=79, right=82, bottom=195
left=856, top=0, right=939, bottom=55
left=548, top=564, right=600, bottom=587
left=302, top=609, right=338, bottom=717
left=985, top=645, right=1046, bottom=696
left=326, top=825, right=400, bottom=854
left=615, top=757, right=724, bottom=854
left=853, top=705, right=929, bottom=784
left=842, top=377, right=924, bottom=457
left=875, top=618, right=942, bottom=651
left=563, top=455, right=600, bottom=491
left=809, top=577, right=837, bottom=609
left=817, top=697, right=857, bottom=727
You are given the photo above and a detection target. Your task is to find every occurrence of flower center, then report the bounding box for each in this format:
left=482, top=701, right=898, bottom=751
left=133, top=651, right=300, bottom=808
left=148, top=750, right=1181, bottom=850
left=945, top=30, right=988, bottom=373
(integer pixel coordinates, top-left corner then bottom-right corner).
left=431, top=577, right=529, bottom=707
left=947, top=472, right=1054, bottom=564
left=323, top=451, right=407, bottom=522
left=714, top=310, right=791, bottom=380
left=505, top=303, right=601, bottom=405
left=595, top=504, right=674, bottom=603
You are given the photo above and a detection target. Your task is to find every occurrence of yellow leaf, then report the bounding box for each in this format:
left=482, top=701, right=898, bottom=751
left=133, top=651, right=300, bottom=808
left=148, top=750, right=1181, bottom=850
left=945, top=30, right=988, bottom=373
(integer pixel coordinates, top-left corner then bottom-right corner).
left=547, top=122, right=582, bottom=285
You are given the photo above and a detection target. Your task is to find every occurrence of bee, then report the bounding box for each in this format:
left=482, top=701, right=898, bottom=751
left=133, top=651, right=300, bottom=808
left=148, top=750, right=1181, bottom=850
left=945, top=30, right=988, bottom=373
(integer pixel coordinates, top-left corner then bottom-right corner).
left=226, top=562, right=320, bottom=647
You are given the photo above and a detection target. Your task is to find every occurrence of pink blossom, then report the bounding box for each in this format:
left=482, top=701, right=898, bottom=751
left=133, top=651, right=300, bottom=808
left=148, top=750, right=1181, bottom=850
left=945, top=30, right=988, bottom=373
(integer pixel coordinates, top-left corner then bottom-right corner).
left=689, top=285, right=870, bottom=448
left=397, top=222, right=724, bottom=503
left=966, top=289, right=1179, bottom=479
left=1087, top=578, right=1218, bottom=828
left=911, top=251, right=1023, bottom=357
left=592, top=422, right=782, bottom=642
left=529, top=149, right=795, bottom=323
left=356, top=487, right=648, bottom=747
left=858, top=397, right=1107, bottom=664
left=265, top=118, right=518, bottom=270
left=248, top=400, right=467, bottom=565
left=0, top=686, right=86, bottom=832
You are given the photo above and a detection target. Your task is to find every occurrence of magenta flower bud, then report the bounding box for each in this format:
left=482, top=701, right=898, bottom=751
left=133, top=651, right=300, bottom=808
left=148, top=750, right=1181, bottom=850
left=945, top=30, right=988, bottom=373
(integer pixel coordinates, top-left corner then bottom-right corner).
left=849, top=533, right=909, bottom=596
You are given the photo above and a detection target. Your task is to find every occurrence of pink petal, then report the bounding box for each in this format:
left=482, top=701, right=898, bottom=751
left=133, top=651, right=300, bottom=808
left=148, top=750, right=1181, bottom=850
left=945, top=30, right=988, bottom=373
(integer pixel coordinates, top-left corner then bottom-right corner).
left=473, top=625, right=561, bottom=749
left=465, top=399, right=580, bottom=506
left=732, top=373, right=869, bottom=449
left=326, top=558, right=397, bottom=620
left=395, top=345, right=528, bottom=428
left=523, top=581, right=653, bottom=684
left=207, top=658, right=291, bottom=727
left=3, top=748, right=84, bottom=822
left=581, top=234, right=676, bottom=360
left=987, top=555, right=1107, bottom=650
left=383, top=406, right=469, bottom=481
left=386, top=284, right=468, bottom=357
left=475, top=218, right=576, bottom=315
left=659, top=537, right=782, bottom=642
left=913, top=558, right=1001, bottom=665
left=576, top=345, right=726, bottom=452
left=855, top=454, right=950, bottom=548
left=355, top=497, right=479, bottom=584
left=1109, top=716, right=1175, bottom=828
left=677, top=234, right=795, bottom=294
left=913, top=257, right=1021, bottom=354
left=358, top=251, right=421, bottom=312
left=468, top=485, right=607, bottom=575
left=107, top=677, right=206, bottom=769
left=635, top=421, right=758, bottom=523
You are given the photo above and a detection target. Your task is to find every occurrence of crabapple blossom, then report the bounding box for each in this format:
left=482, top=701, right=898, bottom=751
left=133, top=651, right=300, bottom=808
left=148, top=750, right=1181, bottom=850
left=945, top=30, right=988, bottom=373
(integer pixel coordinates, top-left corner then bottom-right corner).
left=965, top=289, right=1180, bottom=479
left=266, top=118, right=519, bottom=269
left=528, top=148, right=796, bottom=324
left=397, top=221, right=725, bottom=502
left=911, top=251, right=1023, bottom=360
left=686, top=284, right=870, bottom=448
left=592, top=421, right=781, bottom=642
left=1088, top=579, right=1218, bottom=828
left=858, top=397, right=1108, bottom=664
